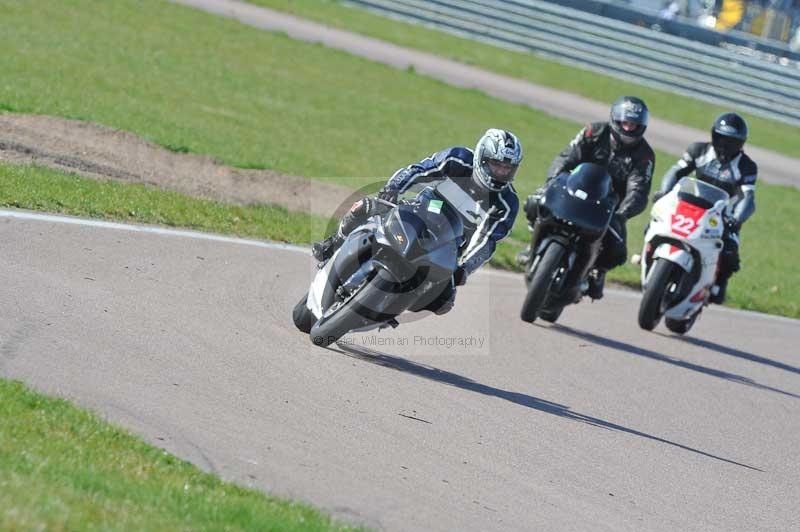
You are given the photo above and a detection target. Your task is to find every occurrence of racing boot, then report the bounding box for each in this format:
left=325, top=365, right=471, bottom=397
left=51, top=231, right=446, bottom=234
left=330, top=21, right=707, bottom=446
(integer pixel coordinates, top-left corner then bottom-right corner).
left=587, top=269, right=606, bottom=300
left=311, top=233, right=343, bottom=262
left=710, top=277, right=728, bottom=305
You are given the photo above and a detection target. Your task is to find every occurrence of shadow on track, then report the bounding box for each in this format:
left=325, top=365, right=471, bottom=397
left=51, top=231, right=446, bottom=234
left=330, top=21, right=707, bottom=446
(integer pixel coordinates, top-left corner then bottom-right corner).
left=550, top=325, right=800, bottom=400
left=663, top=333, right=800, bottom=376
left=334, top=342, right=762, bottom=472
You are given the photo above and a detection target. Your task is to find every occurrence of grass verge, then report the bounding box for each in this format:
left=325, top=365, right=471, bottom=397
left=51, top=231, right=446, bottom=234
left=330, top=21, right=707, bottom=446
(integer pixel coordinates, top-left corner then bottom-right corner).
left=0, top=0, right=585, bottom=188
left=0, top=164, right=325, bottom=243
left=249, top=0, right=800, bottom=159
left=0, top=379, right=360, bottom=531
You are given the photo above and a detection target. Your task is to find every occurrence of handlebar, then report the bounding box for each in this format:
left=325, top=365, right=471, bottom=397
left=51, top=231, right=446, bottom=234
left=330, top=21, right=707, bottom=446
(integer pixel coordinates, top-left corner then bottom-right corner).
left=375, top=198, right=398, bottom=208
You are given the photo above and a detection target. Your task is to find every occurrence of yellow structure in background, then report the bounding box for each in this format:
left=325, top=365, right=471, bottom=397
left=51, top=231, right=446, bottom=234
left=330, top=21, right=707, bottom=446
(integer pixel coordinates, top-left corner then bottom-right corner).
left=716, top=0, right=745, bottom=30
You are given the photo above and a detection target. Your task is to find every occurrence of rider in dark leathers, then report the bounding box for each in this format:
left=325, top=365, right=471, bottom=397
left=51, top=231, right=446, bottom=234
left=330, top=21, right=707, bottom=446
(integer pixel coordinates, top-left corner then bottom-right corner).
left=654, top=112, right=756, bottom=304
left=312, top=129, right=522, bottom=314
left=520, top=96, right=656, bottom=299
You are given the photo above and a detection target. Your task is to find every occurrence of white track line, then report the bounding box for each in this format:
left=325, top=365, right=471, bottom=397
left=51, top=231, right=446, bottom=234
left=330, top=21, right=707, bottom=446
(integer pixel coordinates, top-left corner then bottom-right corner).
left=2, top=208, right=796, bottom=324
left=0, top=209, right=307, bottom=253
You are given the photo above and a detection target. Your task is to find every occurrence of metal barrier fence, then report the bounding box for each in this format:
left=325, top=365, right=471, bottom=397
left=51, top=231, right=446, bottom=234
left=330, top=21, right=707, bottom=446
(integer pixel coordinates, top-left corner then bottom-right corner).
left=345, top=0, right=800, bottom=126
left=540, top=0, right=800, bottom=60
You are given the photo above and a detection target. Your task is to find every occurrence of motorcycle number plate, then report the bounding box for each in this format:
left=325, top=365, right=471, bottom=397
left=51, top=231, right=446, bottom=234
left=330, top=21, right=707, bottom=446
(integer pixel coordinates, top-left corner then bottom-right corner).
left=671, top=201, right=706, bottom=237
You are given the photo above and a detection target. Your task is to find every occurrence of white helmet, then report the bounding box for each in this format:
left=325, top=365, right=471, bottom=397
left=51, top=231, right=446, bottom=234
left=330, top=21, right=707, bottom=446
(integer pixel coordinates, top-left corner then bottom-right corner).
left=473, top=129, right=523, bottom=191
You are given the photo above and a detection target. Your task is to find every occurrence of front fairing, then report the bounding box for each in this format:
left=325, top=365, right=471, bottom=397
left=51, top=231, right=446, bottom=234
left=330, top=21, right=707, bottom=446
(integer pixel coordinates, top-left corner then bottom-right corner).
left=642, top=177, right=728, bottom=291
left=541, top=173, right=617, bottom=235
left=648, top=177, right=728, bottom=243
left=381, top=195, right=464, bottom=277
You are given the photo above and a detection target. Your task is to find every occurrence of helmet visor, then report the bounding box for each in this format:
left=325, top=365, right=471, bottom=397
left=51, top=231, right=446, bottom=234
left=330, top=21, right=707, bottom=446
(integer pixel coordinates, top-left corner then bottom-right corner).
left=612, top=120, right=647, bottom=144
left=712, top=133, right=744, bottom=160
left=484, top=159, right=518, bottom=184
left=620, top=120, right=639, bottom=133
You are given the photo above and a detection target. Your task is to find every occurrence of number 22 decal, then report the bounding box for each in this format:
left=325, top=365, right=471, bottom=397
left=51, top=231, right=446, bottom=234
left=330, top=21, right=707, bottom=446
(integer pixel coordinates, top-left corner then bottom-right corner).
left=671, top=214, right=696, bottom=234
left=671, top=201, right=706, bottom=237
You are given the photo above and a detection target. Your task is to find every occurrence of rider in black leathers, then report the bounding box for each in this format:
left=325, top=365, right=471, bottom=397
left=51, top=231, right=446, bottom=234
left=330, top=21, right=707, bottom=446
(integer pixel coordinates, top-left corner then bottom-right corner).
left=520, top=96, right=656, bottom=299
left=311, top=129, right=522, bottom=314
left=654, top=112, right=756, bottom=304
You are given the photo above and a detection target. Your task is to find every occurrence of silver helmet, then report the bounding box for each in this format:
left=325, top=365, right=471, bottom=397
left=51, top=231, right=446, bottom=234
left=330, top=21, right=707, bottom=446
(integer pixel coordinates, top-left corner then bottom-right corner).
left=473, top=129, right=523, bottom=191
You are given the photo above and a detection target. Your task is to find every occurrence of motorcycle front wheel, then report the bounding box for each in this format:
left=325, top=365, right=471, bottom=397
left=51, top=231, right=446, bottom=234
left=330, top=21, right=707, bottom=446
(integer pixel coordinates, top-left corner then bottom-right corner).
left=309, top=270, right=405, bottom=347
left=539, top=305, right=564, bottom=323
left=292, top=292, right=316, bottom=333
left=521, top=242, right=565, bottom=323
left=638, top=259, right=679, bottom=331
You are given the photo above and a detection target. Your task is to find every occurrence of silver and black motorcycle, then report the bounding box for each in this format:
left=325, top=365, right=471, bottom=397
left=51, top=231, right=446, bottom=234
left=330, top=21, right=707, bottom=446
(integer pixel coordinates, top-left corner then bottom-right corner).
left=293, top=188, right=464, bottom=347
left=520, top=163, right=617, bottom=323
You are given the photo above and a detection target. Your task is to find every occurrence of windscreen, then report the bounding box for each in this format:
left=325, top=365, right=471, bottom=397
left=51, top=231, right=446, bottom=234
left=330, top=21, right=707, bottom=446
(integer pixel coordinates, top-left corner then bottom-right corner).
left=544, top=173, right=616, bottom=235
left=384, top=197, right=464, bottom=257
left=676, top=177, right=729, bottom=209
left=565, top=165, right=611, bottom=201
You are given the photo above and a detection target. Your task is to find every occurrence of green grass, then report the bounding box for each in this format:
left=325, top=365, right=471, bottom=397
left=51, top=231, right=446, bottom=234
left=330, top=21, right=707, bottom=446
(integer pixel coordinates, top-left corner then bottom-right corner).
left=0, top=0, right=796, bottom=317
left=0, top=379, right=360, bottom=531
left=0, top=164, right=326, bottom=243
left=249, top=0, right=800, bottom=160
left=0, top=0, right=604, bottom=184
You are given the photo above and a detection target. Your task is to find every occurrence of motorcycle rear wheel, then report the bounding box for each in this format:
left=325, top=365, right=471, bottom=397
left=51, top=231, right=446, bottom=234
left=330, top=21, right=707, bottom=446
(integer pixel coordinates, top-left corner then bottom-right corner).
left=665, top=314, right=698, bottom=335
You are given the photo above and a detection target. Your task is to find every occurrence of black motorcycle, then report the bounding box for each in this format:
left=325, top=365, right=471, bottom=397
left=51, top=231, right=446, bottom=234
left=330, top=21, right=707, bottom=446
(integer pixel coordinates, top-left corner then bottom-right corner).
left=520, top=163, right=617, bottom=323
left=293, top=188, right=464, bottom=347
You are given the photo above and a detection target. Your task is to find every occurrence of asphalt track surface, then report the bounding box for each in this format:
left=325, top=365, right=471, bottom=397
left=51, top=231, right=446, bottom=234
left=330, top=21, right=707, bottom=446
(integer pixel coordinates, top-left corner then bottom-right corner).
left=173, top=0, right=800, bottom=189
left=2, top=209, right=799, bottom=531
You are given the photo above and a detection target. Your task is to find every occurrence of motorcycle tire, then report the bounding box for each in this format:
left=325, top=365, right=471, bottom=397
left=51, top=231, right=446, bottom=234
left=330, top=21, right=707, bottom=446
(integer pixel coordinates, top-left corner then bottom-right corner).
left=292, top=292, right=316, bottom=333
left=665, top=314, right=698, bottom=335
left=309, top=272, right=395, bottom=347
left=539, top=305, right=564, bottom=323
left=638, top=259, right=678, bottom=331
left=521, top=242, right=565, bottom=323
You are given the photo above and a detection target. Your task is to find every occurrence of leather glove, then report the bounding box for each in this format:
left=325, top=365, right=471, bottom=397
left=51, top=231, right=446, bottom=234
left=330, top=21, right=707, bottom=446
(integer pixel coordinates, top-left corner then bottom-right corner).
left=652, top=190, right=665, bottom=203
left=377, top=186, right=399, bottom=204
left=612, top=212, right=627, bottom=227
left=453, top=266, right=468, bottom=287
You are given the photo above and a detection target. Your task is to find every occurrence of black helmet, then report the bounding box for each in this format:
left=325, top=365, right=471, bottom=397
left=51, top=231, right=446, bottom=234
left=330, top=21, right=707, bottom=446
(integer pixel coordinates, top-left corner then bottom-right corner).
left=711, top=112, right=748, bottom=162
left=609, top=96, right=649, bottom=145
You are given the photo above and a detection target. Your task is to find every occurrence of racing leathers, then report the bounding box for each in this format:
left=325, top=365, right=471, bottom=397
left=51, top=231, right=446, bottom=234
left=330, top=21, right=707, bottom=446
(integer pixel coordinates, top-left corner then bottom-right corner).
left=526, top=121, right=655, bottom=297
left=656, top=142, right=757, bottom=303
left=320, top=146, right=519, bottom=314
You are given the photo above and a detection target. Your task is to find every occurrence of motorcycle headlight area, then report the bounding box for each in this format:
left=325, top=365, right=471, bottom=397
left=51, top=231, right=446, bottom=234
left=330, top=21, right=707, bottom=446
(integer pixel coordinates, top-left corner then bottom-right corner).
left=384, top=208, right=444, bottom=252
left=384, top=212, right=410, bottom=252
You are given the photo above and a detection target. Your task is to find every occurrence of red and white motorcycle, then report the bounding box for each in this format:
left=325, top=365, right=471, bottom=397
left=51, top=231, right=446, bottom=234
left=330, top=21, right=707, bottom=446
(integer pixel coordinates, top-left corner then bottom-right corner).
left=634, top=177, right=730, bottom=334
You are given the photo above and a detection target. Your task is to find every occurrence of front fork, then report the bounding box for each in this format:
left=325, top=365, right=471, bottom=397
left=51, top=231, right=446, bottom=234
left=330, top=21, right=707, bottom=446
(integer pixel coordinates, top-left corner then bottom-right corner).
left=562, top=237, right=600, bottom=293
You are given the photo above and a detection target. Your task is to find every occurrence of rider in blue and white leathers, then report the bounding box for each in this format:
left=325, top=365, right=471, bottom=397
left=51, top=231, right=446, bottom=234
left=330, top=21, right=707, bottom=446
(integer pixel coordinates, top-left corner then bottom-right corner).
left=311, top=129, right=522, bottom=314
